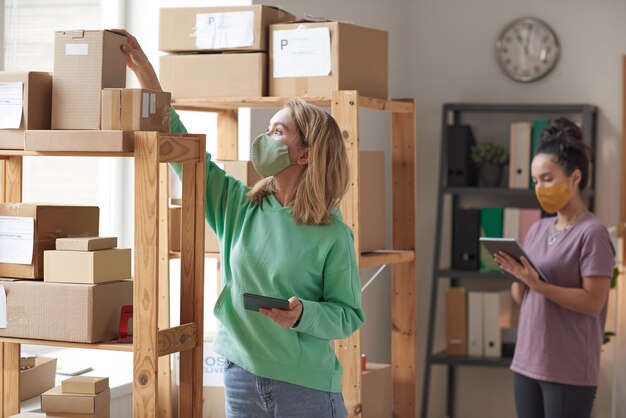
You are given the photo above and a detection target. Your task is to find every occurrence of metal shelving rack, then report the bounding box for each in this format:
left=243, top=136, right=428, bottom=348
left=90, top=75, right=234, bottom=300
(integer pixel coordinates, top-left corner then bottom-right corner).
left=420, top=103, right=597, bottom=418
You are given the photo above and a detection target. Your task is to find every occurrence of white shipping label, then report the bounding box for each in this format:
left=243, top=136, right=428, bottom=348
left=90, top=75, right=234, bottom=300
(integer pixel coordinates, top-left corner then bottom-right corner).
left=0, top=216, right=34, bottom=264
left=195, top=11, right=255, bottom=49
left=0, top=285, right=5, bottom=329
left=142, top=92, right=150, bottom=118
left=272, top=27, right=332, bottom=78
left=150, top=93, right=156, bottom=114
left=0, top=82, right=23, bottom=129
left=65, top=43, right=89, bottom=55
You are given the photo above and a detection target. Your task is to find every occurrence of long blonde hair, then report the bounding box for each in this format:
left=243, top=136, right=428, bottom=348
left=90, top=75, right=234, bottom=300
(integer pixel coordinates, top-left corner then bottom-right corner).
left=247, top=99, right=349, bottom=225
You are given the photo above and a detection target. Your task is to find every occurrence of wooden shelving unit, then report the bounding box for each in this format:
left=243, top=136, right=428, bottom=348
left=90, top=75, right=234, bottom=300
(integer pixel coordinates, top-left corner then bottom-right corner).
left=0, top=131, right=206, bottom=418
left=172, top=91, right=417, bottom=418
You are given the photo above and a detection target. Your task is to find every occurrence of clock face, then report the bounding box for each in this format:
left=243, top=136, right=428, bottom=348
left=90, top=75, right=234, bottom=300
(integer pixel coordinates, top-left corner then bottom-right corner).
left=496, top=17, right=560, bottom=82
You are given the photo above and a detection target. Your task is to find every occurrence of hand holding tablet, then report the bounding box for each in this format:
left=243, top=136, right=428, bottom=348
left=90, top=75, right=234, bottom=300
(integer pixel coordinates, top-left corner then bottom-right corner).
left=479, top=237, right=549, bottom=282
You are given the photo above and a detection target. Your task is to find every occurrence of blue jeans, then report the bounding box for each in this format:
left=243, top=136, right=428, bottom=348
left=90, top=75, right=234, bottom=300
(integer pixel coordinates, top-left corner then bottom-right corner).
left=223, top=360, right=347, bottom=418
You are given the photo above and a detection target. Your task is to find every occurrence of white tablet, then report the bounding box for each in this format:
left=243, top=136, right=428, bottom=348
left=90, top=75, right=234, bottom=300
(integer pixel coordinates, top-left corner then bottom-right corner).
left=479, top=237, right=549, bottom=282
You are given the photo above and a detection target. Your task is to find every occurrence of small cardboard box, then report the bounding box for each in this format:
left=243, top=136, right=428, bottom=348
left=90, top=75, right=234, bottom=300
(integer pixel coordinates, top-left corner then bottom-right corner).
left=362, top=363, right=392, bottom=418
left=101, top=88, right=171, bottom=132
left=359, top=151, right=386, bottom=253
left=52, top=30, right=127, bottom=130
left=0, top=204, right=99, bottom=279
left=42, top=385, right=110, bottom=415
left=44, top=248, right=131, bottom=284
left=56, top=237, right=117, bottom=251
left=0, top=72, right=52, bottom=149
left=446, top=288, right=468, bottom=356
left=62, top=376, right=109, bottom=395
left=159, top=5, right=295, bottom=53
left=270, top=21, right=388, bottom=98
left=25, top=130, right=134, bottom=153
left=0, top=280, right=132, bottom=343
left=160, top=53, right=266, bottom=99
left=20, top=356, right=57, bottom=401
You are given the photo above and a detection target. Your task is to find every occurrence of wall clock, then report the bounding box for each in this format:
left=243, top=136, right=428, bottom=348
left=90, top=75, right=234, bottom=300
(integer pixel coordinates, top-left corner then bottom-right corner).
left=496, top=17, right=560, bottom=83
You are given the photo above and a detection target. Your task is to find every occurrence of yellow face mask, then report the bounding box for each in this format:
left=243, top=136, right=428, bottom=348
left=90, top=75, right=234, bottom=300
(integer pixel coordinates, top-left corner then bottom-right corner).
left=535, top=181, right=571, bottom=214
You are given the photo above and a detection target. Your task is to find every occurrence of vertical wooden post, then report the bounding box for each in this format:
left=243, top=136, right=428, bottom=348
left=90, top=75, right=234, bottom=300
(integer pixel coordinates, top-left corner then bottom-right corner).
left=217, top=109, right=238, bottom=160
left=391, top=99, right=417, bottom=418
left=4, top=156, right=22, bottom=202
left=158, top=164, right=173, bottom=418
left=134, top=131, right=161, bottom=417
left=332, top=91, right=363, bottom=418
left=621, top=56, right=626, bottom=262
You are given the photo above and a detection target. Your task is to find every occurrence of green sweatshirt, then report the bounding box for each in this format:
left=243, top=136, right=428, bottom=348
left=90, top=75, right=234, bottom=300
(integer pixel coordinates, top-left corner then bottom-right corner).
left=170, top=110, right=365, bottom=392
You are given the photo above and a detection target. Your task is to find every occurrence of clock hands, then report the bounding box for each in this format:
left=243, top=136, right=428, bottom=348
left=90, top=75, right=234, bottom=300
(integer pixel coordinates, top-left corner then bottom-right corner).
left=513, top=28, right=530, bottom=56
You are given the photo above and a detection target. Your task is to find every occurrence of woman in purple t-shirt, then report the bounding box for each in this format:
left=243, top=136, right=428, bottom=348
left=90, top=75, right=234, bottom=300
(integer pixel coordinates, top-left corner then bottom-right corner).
left=494, top=118, right=614, bottom=418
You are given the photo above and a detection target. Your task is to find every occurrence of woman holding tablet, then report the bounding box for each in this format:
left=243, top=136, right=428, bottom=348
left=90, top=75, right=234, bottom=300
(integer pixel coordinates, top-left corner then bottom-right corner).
left=115, top=30, right=364, bottom=418
left=494, top=118, right=614, bottom=418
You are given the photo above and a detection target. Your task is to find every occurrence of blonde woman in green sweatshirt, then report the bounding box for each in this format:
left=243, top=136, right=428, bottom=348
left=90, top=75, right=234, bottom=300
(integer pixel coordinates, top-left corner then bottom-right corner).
left=115, top=30, right=365, bottom=418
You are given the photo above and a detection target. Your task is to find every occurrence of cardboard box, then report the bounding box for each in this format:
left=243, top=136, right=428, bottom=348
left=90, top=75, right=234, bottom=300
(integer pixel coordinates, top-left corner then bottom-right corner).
left=159, top=5, right=295, bottom=53
left=170, top=160, right=261, bottom=253
left=362, top=363, right=391, bottom=418
left=160, top=53, right=266, bottom=99
left=446, top=288, right=468, bottom=356
left=44, top=248, right=131, bottom=284
left=0, top=72, right=52, bottom=149
left=270, top=21, right=388, bottom=98
left=359, top=151, right=386, bottom=253
left=56, top=237, right=117, bottom=251
left=0, top=204, right=99, bottom=279
left=20, top=356, right=56, bottom=401
left=62, top=376, right=109, bottom=395
left=101, top=88, right=171, bottom=132
left=8, top=414, right=46, bottom=418
left=52, top=30, right=127, bottom=130
left=42, top=385, right=110, bottom=414
left=25, top=130, right=134, bottom=152
left=0, top=280, right=132, bottom=343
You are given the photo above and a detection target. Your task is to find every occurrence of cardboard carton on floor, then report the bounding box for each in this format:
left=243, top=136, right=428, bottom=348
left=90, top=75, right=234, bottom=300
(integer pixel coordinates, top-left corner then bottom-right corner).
left=0, top=279, right=132, bottom=343
left=20, top=356, right=57, bottom=401
left=42, top=386, right=110, bottom=415
left=0, top=71, right=52, bottom=149
left=44, top=248, right=131, bottom=284
left=362, top=363, right=392, bottom=418
left=101, top=88, right=171, bottom=132
left=160, top=53, right=266, bottom=99
left=270, top=21, right=388, bottom=98
left=52, top=30, right=126, bottom=129
left=159, top=5, right=295, bottom=53
left=0, top=204, right=99, bottom=279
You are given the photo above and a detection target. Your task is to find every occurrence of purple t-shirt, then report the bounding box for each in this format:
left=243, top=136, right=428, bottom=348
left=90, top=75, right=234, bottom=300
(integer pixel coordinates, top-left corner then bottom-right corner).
left=510, top=212, right=615, bottom=386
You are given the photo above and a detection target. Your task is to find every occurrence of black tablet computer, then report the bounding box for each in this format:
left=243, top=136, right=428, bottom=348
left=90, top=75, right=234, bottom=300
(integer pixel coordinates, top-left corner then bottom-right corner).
left=479, top=237, right=549, bottom=282
left=243, top=292, right=290, bottom=312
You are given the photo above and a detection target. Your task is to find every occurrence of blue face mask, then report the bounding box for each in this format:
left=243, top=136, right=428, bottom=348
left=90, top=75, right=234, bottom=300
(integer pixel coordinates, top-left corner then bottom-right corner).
left=250, top=133, right=293, bottom=178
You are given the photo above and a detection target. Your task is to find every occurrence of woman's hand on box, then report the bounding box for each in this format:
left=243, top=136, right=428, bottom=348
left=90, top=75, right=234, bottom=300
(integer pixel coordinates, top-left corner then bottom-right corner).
left=110, top=29, right=162, bottom=92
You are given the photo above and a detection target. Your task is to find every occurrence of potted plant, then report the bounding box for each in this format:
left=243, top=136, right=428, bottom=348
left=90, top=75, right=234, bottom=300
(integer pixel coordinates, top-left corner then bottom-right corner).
left=470, top=141, right=508, bottom=187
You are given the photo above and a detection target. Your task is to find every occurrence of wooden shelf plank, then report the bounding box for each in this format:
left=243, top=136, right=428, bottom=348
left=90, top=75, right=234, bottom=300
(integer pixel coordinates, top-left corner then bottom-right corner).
left=360, top=250, right=415, bottom=268
left=0, top=337, right=133, bottom=352
left=169, top=251, right=220, bottom=260
left=172, top=96, right=414, bottom=113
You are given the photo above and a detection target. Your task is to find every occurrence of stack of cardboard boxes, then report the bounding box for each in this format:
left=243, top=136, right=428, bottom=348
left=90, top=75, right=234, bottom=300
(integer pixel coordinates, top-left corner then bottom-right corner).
left=40, top=377, right=110, bottom=418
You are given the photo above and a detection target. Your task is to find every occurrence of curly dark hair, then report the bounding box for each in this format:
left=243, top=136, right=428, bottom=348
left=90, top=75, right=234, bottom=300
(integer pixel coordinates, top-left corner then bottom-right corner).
left=536, top=117, right=592, bottom=190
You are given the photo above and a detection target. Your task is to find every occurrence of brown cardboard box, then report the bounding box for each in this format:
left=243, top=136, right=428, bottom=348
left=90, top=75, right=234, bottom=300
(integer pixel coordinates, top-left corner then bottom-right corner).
left=101, top=88, right=171, bottom=132
left=42, top=385, right=110, bottom=414
left=160, top=53, right=267, bottom=99
left=359, top=151, right=386, bottom=253
left=8, top=414, right=46, bottom=418
left=56, top=237, right=117, bottom=251
left=52, top=30, right=127, bottom=129
left=44, top=248, right=131, bottom=284
left=62, top=376, right=109, bottom=395
left=0, top=72, right=52, bottom=149
left=20, top=356, right=56, bottom=401
left=159, top=5, right=295, bottom=52
left=25, top=130, right=134, bottom=152
left=446, top=288, right=468, bottom=356
left=362, top=363, right=392, bottom=418
left=270, top=21, right=388, bottom=98
left=0, top=280, right=132, bottom=342
left=0, top=204, right=99, bottom=279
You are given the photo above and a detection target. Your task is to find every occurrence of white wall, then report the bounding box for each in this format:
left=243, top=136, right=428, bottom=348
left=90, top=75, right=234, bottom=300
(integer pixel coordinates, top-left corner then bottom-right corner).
left=410, top=1, right=626, bottom=417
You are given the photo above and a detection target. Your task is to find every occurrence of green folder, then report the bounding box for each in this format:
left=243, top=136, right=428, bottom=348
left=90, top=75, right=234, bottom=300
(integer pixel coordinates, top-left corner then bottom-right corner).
left=479, top=207, right=504, bottom=272
left=529, top=119, right=551, bottom=187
